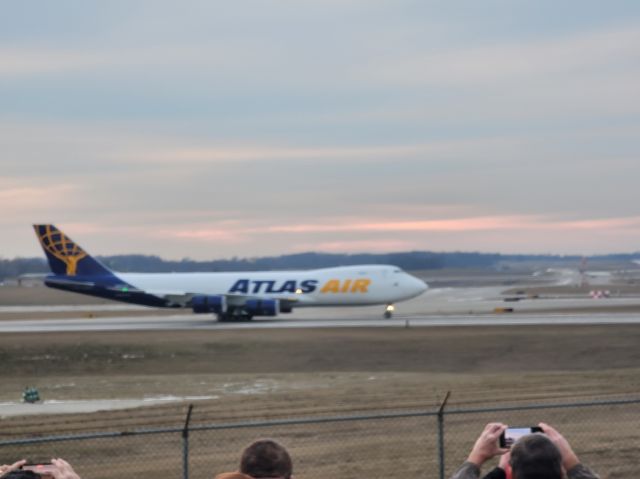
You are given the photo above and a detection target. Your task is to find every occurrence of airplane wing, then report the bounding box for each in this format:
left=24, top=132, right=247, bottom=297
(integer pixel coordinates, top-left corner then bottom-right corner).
left=145, top=290, right=300, bottom=309
left=45, top=277, right=96, bottom=290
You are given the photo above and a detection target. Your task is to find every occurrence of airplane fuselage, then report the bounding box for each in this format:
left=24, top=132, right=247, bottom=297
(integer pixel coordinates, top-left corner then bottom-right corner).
left=116, top=264, right=427, bottom=307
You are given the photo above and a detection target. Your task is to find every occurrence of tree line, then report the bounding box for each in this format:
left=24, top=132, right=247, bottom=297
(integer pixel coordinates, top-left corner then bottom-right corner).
left=3, top=250, right=638, bottom=280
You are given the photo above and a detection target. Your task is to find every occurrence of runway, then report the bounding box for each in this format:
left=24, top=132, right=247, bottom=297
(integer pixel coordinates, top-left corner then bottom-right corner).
left=2, top=311, right=640, bottom=332
left=4, top=284, right=640, bottom=332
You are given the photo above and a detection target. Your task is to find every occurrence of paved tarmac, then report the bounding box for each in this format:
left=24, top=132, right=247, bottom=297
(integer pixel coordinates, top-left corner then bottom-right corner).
left=0, top=396, right=216, bottom=417
left=1, top=311, right=640, bottom=333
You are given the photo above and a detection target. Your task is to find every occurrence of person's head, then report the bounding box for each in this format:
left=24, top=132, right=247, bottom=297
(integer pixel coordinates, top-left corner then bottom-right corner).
left=214, top=473, right=253, bottom=479
left=240, top=439, right=292, bottom=479
left=2, top=472, right=40, bottom=479
left=510, top=433, right=562, bottom=479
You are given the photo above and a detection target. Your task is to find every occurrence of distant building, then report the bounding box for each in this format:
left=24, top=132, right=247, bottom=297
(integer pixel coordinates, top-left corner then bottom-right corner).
left=16, top=273, right=47, bottom=287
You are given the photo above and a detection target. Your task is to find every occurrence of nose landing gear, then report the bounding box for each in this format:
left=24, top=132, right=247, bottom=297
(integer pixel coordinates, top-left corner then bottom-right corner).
left=384, top=303, right=395, bottom=319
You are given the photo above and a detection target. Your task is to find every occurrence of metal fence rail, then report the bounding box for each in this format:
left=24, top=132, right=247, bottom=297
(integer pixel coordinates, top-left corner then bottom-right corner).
left=1, top=397, right=639, bottom=479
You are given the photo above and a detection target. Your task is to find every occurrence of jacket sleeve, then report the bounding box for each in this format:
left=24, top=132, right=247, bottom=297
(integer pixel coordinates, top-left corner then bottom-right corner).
left=450, top=461, right=481, bottom=479
left=567, top=463, right=600, bottom=479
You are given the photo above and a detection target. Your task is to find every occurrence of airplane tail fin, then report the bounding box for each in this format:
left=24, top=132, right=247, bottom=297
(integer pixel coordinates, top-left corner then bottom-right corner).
left=33, top=224, right=114, bottom=277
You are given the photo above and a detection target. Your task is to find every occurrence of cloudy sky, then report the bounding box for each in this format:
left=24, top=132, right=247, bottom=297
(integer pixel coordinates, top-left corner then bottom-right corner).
left=2, top=1, right=640, bottom=260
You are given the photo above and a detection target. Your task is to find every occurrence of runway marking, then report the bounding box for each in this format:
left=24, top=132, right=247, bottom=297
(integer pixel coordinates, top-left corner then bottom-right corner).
left=1, top=313, right=640, bottom=333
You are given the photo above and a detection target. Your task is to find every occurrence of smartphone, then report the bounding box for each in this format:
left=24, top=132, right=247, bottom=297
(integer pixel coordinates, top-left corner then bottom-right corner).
left=21, top=463, right=56, bottom=478
left=499, top=426, right=543, bottom=448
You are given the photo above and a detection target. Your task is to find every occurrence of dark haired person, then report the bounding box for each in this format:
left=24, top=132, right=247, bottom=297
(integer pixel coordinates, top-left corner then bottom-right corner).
left=1, top=459, right=80, bottom=479
left=0, top=460, right=26, bottom=479
left=450, top=422, right=598, bottom=479
left=214, top=473, right=253, bottom=479
left=240, top=439, right=293, bottom=479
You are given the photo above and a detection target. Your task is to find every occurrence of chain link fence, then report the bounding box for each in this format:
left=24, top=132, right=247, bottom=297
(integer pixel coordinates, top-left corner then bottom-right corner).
left=1, top=397, right=639, bottom=479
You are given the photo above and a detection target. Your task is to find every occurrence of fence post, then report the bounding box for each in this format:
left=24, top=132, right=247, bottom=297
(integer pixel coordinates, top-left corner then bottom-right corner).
left=437, top=391, right=451, bottom=479
left=182, top=404, right=194, bottom=479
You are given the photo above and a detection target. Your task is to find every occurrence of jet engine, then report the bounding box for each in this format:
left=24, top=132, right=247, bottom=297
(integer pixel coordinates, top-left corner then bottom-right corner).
left=244, top=298, right=279, bottom=316
left=279, top=300, right=294, bottom=313
left=191, top=295, right=227, bottom=314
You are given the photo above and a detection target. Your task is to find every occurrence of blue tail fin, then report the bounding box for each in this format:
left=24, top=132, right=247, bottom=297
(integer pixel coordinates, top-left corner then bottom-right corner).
left=33, top=224, right=114, bottom=277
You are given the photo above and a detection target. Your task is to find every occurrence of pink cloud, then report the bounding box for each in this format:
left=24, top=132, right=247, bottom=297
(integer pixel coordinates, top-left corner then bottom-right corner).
left=1, top=184, right=79, bottom=214
left=147, top=215, right=640, bottom=243
left=552, top=217, right=640, bottom=230
left=40, top=215, right=640, bottom=259
left=260, top=216, right=539, bottom=234
left=292, top=239, right=417, bottom=253
left=170, top=228, right=245, bottom=243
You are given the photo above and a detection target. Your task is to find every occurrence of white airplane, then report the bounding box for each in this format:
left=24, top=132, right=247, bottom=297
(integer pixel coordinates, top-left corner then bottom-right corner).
left=33, top=224, right=428, bottom=321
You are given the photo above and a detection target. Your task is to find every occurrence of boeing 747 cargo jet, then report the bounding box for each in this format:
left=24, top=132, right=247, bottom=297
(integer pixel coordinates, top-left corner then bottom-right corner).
left=33, top=225, right=428, bottom=321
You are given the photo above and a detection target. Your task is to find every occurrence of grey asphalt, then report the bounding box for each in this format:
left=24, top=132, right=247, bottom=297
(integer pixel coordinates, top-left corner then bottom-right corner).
left=1, top=311, right=640, bottom=333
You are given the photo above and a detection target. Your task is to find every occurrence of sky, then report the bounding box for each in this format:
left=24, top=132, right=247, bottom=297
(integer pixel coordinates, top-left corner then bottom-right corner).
left=2, top=1, right=640, bottom=260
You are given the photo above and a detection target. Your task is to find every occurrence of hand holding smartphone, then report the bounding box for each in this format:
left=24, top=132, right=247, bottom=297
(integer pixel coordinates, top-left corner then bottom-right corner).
left=499, top=426, right=543, bottom=448
left=21, top=463, right=56, bottom=479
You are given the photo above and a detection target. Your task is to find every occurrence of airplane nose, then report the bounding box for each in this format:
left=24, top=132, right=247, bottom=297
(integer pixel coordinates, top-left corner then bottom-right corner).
left=405, top=275, right=428, bottom=296
left=414, top=277, right=428, bottom=294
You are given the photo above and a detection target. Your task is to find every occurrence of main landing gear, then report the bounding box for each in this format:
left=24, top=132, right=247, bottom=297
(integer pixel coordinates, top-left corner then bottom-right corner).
left=216, top=307, right=253, bottom=322
left=384, top=303, right=395, bottom=319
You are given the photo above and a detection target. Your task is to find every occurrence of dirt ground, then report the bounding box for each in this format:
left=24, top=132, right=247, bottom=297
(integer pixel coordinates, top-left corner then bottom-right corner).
left=1, top=280, right=640, bottom=478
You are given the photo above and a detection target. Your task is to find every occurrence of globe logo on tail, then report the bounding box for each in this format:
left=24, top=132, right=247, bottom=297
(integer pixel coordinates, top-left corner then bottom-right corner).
left=36, top=225, right=88, bottom=276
